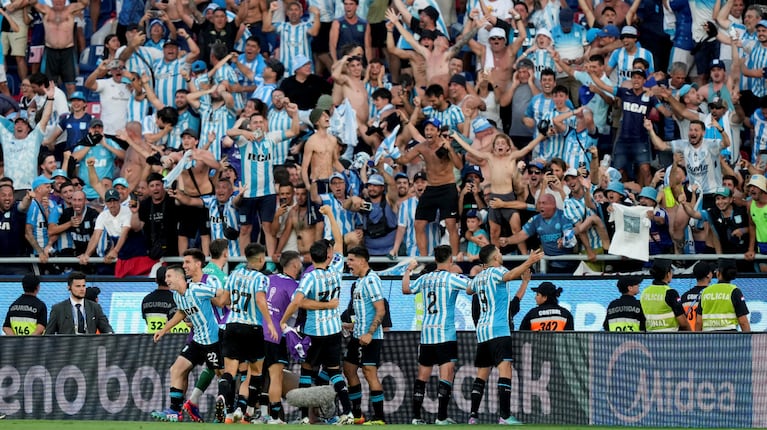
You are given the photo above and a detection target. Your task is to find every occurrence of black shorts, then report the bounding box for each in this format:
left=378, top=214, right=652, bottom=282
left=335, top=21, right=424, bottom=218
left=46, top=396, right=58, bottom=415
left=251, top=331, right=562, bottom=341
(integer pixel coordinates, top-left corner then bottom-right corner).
left=222, top=322, right=265, bottom=362
left=305, top=333, right=343, bottom=368
left=344, top=338, right=383, bottom=367
left=415, top=184, right=459, bottom=221
left=370, top=22, right=387, bottom=48
left=264, top=338, right=290, bottom=368
left=311, top=22, right=332, bottom=54
left=179, top=202, right=211, bottom=237
left=474, top=336, right=514, bottom=368
left=42, top=46, right=77, bottom=83
left=488, top=192, right=516, bottom=225
left=239, top=194, right=278, bottom=225
left=180, top=340, right=223, bottom=369
left=418, top=341, right=458, bottom=367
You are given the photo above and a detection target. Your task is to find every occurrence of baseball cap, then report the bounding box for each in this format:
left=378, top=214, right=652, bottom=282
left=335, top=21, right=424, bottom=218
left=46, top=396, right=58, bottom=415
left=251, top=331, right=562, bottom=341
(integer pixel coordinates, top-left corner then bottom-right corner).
left=600, top=25, right=620, bottom=39
left=714, top=186, right=731, bottom=197
left=488, top=27, right=507, bottom=40
left=638, top=186, right=658, bottom=202
left=105, top=188, right=121, bottom=202
left=617, top=276, right=642, bottom=293
left=559, top=8, right=574, bottom=31
left=621, top=26, right=639, bottom=37
left=757, top=20, right=767, bottom=29
left=536, top=28, right=552, bottom=40
left=32, top=175, right=53, bottom=190
left=413, top=171, right=427, bottom=182
left=462, top=164, right=484, bottom=182
left=163, top=39, right=180, bottom=48
left=423, top=117, right=441, bottom=129
left=69, top=91, right=86, bottom=101
left=709, top=59, right=726, bottom=71
left=677, top=84, right=696, bottom=99
left=310, top=108, right=326, bottom=126
left=472, top=117, right=493, bottom=134
left=89, top=118, right=104, bottom=128
left=466, top=209, right=480, bottom=219
left=292, top=55, right=311, bottom=74
left=532, top=281, right=560, bottom=297
left=418, top=5, right=440, bottom=22
left=528, top=159, right=545, bottom=170
left=316, top=94, right=334, bottom=111
left=191, top=60, right=207, bottom=73
left=708, top=96, right=725, bottom=109
left=51, top=169, right=68, bottom=179
left=586, top=28, right=601, bottom=44
left=330, top=172, right=346, bottom=182
left=394, top=172, right=409, bottom=181
left=181, top=128, right=199, bottom=139
left=629, top=69, right=647, bottom=79
left=113, top=177, right=129, bottom=188
left=564, top=167, right=579, bottom=178
left=449, top=74, right=467, bottom=87
left=367, top=174, right=385, bottom=186
left=517, top=58, right=534, bottom=69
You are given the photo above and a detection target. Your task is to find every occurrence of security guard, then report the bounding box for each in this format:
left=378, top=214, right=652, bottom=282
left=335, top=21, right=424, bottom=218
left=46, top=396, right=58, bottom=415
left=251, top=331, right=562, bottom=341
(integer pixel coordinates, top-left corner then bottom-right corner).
left=680, top=262, right=713, bottom=331
left=639, top=259, right=690, bottom=331
left=603, top=276, right=645, bottom=331
left=2, top=274, right=47, bottom=336
left=696, top=259, right=751, bottom=332
left=519, top=282, right=574, bottom=331
left=141, top=266, right=191, bottom=334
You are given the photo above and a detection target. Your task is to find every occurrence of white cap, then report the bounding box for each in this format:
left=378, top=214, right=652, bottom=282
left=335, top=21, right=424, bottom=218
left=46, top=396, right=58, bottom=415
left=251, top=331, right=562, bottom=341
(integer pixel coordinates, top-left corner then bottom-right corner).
left=488, top=27, right=507, bottom=40
left=536, top=28, right=552, bottom=40
left=564, top=167, right=579, bottom=178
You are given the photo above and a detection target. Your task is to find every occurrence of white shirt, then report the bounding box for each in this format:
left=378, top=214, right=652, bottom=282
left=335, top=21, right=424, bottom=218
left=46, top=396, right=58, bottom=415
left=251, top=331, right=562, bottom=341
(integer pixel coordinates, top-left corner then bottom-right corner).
left=95, top=205, right=131, bottom=237
left=94, top=79, right=131, bottom=134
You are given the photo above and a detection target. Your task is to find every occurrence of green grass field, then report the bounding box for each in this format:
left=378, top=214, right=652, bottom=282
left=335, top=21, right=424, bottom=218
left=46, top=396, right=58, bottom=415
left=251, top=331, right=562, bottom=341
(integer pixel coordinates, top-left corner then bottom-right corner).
left=0, top=422, right=744, bottom=430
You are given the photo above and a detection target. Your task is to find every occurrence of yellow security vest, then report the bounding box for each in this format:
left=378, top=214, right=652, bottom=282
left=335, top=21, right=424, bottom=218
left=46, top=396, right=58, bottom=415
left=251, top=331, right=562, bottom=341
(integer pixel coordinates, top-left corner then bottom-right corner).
left=640, top=284, right=679, bottom=332
left=700, top=283, right=739, bottom=331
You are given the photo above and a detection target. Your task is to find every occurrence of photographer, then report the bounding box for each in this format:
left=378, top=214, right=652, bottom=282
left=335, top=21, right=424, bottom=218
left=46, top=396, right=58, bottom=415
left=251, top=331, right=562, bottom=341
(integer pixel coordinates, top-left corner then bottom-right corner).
left=351, top=174, right=398, bottom=256
left=68, top=118, right=126, bottom=201
left=131, top=172, right=180, bottom=259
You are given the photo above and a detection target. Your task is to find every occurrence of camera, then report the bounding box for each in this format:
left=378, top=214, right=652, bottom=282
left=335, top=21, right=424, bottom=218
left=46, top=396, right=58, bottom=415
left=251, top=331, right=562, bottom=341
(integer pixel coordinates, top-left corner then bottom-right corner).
left=359, top=201, right=372, bottom=213
left=435, top=146, right=449, bottom=159
left=537, top=119, right=551, bottom=135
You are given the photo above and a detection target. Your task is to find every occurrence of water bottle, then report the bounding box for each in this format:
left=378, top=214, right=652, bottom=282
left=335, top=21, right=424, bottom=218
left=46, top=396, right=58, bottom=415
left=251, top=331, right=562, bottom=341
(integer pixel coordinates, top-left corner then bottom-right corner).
left=600, top=154, right=612, bottom=168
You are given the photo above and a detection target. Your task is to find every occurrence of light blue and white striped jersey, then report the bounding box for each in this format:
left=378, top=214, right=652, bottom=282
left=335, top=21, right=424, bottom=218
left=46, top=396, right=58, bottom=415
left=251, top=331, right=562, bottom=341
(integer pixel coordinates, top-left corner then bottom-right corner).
left=320, top=193, right=361, bottom=238
left=213, top=63, right=245, bottom=112
left=538, top=107, right=574, bottom=160
left=365, top=81, right=393, bottom=118
left=127, top=93, right=150, bottom=124
left=297, top=252, right=344, bottom=336
left=174, top=275, right=223, bottom=345
left=422, top=104, right=465, bottom=132
left=202, top=195, right=242, bottom=258
left=234, top=25, right=253, bottom=53
left=310, top=0, right=336, bottom=22
left=551, top=23, right=587, bottom=63
left=274, top=21, right=314, bottom=74
left=74, top=138, right=123, bottom=200
left=751, top=109, right=767, bottom=160
left=398, top=196, right=440, bottom=256
left=409, top=270, right=470, bottom=344
left=199, top=96, right=237, bottom=160
left=530, top=49, right=557, bottom=81
left=469, top=266, right=510, bottom=343
left=746, top=44, right=767, bottom=97
left=170, top=110, right=202, bottom=150
left=236, top=53, right=265, bottom=88
left=524, top=94, right=573, bottom=159
left=267, top=108, right=293, bottom=164
left=0, top=119, right=43, bottom=190
left=608, top=47, right=655, bottom=85
left=238, top=130, right=285, bottom=198
left=225, top=265, right=269, bottom=326
left=562, top=126, right=597, bottom=169
left=563, top=195, right=601, bottom=250
left=253, top=82, right=276, bottom=109
left=26, top=199, right=60, bottom=253
left=738, top=27, right=759, bottom=91
left=53, top=203, right=73, bottom=251
left=119, top=46, right=163, bottom=78
left=153, top=57, right=189, bottom=108
left=352, top=270, right=385, bottom=340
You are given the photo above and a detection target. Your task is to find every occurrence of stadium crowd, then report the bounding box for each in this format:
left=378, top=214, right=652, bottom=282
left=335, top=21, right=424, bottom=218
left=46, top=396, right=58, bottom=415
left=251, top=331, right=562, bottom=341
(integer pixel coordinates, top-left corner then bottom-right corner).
left=0, top=0, right=765, bottom=277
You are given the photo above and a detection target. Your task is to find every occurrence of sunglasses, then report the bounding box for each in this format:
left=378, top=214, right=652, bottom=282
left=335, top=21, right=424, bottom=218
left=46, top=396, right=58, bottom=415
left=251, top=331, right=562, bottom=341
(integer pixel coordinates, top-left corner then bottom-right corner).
left=528, top=170, right=541, bottom=175
left=489, top=36, right=504, bottom=41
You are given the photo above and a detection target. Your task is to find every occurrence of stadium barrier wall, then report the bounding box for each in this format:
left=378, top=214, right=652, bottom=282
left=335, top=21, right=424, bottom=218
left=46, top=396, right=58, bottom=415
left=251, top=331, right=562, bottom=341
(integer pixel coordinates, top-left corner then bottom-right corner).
left=2, top=276, right=766, bottom=333
left=0, top=332, right=763, bottom=427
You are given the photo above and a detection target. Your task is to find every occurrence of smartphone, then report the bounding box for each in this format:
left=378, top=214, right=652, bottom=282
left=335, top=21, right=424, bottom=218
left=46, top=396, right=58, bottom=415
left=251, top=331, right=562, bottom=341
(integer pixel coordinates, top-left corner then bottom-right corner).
left=758, top=150, right=767, bottom=171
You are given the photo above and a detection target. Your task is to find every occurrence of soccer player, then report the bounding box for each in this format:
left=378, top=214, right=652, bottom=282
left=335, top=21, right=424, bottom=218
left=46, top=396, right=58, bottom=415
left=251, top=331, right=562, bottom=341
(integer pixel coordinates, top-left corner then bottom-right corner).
left=467, top=246, right=542, bottom=425
left=264, top=251, right=304, bottom=423
left=280, top=205, right=355, bottom=425
left=151, top=249, right=226, bottom=422
left=401, top=245, right=470, bottom=425
left=215, top=243, right=278, bottom=423
left=343, top=246, right=387, bottom=424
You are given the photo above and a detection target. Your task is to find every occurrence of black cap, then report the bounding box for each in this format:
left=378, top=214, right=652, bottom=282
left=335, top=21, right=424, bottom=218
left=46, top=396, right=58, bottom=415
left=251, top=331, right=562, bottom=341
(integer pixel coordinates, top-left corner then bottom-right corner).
left=125, top=24, right=140, bottom=32
left=164, top=39, right=180, bottom=48
left=617, top=276, right=642, bottom=293
left=181, top=128, right=199, bottom=139
left=449, top=74, right=467, bottom=88
left=418, top=5, right=440, bottom=22
left=532, top=281, right=560, bottom=297
left=413, top=171, right=427, bottom=182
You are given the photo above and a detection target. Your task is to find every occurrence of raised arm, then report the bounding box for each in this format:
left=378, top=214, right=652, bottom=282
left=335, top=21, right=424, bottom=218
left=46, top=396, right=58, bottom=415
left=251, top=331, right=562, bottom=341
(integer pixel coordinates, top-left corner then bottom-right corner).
left=643, top=118, right=671, bottom=152
left=319, top=205, right=343, bottom=254
left=502, top=249, right=544, bottom=281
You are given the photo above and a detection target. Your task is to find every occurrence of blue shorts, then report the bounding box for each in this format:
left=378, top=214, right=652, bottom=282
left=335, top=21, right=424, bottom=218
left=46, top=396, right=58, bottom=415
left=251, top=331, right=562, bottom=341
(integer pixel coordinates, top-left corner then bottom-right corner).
left=612, top=138, right=651, bottom=176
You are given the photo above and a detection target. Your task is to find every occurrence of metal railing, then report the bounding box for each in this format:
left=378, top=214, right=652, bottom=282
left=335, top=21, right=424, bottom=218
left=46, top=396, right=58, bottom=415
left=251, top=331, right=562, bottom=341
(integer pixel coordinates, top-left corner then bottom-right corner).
left=5, top=253, right=764, bottom=274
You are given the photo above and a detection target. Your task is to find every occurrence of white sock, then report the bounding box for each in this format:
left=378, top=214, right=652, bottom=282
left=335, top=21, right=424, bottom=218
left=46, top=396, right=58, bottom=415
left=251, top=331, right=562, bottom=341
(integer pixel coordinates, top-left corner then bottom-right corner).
left=189, top=388, right=203, bottom=405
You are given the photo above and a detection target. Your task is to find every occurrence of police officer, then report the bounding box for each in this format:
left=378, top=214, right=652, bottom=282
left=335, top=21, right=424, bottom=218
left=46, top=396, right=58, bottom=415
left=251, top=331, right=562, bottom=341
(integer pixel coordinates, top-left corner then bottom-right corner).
left=639, top=259, right=690, bottom=332
left=680, top=262, right=713, bottom=332
left=603, top=275, right=645, bottom=332
left=519, top=281, right=574, bottom=331
left=2, top=274, right=47, bottom=336
left=696, top=259, right=751, bottom=332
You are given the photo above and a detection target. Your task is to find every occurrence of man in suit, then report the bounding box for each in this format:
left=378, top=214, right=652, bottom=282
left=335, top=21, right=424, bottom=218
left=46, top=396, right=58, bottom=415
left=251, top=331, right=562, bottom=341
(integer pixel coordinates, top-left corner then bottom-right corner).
left=46, top=271, right=113, bottom=334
